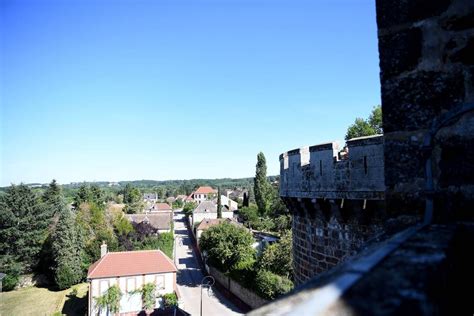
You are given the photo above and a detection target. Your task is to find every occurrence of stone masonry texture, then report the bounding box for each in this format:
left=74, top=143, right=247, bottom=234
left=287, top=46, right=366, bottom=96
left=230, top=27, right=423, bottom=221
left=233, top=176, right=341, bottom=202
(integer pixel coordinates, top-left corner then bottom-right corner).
left=376, top=0, right=474, bottom=219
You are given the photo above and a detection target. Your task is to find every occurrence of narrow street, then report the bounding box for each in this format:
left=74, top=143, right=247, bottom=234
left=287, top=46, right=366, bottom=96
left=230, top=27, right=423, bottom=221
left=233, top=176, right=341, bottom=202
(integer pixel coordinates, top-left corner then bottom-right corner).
left=174, top=209, right=244, bottom=316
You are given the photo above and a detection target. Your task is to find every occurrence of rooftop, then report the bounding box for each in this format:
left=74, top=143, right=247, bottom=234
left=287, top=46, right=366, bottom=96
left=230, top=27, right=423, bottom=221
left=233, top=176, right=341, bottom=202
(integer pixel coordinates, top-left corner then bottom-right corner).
left=193, top=200, right=217, bottom=213
left=126, top=213, right=172, bottom=230
left=196, top=218, right=240, bottom=231
left=152, top=202, right=172, bottom=211
left=194, top=186, right=217, bottom=194
left=87, top=249, right=177, bottom=279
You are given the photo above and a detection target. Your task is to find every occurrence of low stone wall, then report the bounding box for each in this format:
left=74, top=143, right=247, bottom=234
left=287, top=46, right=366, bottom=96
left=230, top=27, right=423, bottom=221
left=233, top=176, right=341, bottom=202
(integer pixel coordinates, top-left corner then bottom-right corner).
left=208, top=266, right=268, bottom=310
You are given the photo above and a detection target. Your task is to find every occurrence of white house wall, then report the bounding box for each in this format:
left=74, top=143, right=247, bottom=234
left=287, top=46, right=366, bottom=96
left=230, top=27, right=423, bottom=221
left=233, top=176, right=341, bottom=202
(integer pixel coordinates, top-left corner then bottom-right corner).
left=89, top=272, right=175, bottom=316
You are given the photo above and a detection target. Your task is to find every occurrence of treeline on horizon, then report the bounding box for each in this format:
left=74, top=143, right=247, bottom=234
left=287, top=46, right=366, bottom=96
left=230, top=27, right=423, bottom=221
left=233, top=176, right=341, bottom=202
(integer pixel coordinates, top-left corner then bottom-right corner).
left=0, top=176, right=279, bottom=202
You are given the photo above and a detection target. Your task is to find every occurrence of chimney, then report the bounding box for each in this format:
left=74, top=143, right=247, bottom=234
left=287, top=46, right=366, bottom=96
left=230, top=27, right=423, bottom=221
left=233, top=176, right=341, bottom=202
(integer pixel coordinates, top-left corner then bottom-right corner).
left=100, top=241, right=107, bottom=258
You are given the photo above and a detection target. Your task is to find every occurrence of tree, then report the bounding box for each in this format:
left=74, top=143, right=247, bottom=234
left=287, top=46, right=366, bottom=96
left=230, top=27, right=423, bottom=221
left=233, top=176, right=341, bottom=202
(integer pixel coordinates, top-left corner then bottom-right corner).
left=74, top=184, right=92, bottom=208
left=242, top=191, right=249, bottom=207
left=199, top=222, right=255, bottom=272
left=76, top=202, right=118, bottom=266
left=257, top=231, right=293, bottom=279
left=0, top=184, right=51, bottom=277
left=254, top=152, right=272, bottom=216
left=254, top=269, right=293, bottom=300
left=369, top=105, right=383, bottom=134
left=90, top=184, right=105, bottom=205
left=269, top=185, right=288, bottom=217
left=162, top=293, right=178, bottom=308
left=217, top=187, right=222, bottom=219
left=183, top=202, right=197, bottom=217
left=52, top=208, right=85, bottom=289
left=42, top=179, right=61, bottom=206
left=122, top=184, right=143, bottom=214
left=345, top=105, right=382, bottom=140
left=239, top=204, right=259, bottom=229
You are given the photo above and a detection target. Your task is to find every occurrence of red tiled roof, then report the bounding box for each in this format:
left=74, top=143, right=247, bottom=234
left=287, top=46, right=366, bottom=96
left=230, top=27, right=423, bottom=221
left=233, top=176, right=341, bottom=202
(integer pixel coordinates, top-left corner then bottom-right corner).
left=87, top=250, right=177, bottom=279
left=194, top=186, right=217, bottom=194
left=186, top=192, right=195, bottom=201
left=153, top=203, right=172, bottom=211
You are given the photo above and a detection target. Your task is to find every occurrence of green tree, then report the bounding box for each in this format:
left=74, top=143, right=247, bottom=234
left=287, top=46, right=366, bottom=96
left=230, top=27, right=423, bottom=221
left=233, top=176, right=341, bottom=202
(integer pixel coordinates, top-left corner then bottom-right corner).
left=199, top=222, right=255, bottom=272
left=254, top=269, right=293, bottom=300
left=90, top=184, right=105, bottom=205
left=42, top=179, right=62, bottom=206
left=254, top=152, right=272, bottom=216
left=122, top=184, right=143, bottom=214
left=51, top=208, right=85, bottom=289
left=217, top=187, right=222, bottom=219
left=242, top=191, right=249, bottom=207
left=172, top=199, right=184, bottom=209
left=258, top=231, right=293, bottom=279
left=162, top=293, right=178, bottom=308
left=113, top=215, right=134, bottom=236
left=239, top=204, right=260, bottom=229
left=183, top=201, right=197, bottom=217
left=269, top=186, right=288, bottom=217
left=0, top=184, right=51, bottom=277
left=74, top=184, right=92, bottom=208
left=369, top=105, right=383, bottom=134
left=345, top=105, right=382, bottom=140
left=76, top=202, right=118, bottom=267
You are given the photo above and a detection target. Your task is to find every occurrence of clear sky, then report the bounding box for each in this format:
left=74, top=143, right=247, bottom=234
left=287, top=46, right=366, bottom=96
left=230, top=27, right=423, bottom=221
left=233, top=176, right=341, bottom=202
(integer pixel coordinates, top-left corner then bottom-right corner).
left=0, top=0, right=381, bottom=186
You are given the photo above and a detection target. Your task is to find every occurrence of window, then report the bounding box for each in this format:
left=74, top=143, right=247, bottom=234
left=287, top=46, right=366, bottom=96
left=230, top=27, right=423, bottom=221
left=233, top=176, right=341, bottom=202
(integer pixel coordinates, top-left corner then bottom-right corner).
left=127, top=278, right=135, bottom=291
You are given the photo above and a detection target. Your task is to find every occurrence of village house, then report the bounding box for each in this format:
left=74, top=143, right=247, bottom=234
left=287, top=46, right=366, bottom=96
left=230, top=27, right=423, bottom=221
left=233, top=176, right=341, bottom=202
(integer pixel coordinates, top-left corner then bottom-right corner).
left=149, top=202, right=172, bottom=213
left=87, top=244, right=178, bottom=316
left=191, top=200, right=234, bottom=228
left=187, top=186, right=217, bottom=204
left=143, top=193, right=158, bottom=203
left=126, top=213, right=173, bottom=233
left=214, top=195, right=238, bottom=211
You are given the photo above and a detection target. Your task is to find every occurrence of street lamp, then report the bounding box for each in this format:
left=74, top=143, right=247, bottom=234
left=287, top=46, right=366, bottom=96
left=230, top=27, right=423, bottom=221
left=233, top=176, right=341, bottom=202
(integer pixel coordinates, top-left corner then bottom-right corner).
left=200, top=275, right=215, bottom=316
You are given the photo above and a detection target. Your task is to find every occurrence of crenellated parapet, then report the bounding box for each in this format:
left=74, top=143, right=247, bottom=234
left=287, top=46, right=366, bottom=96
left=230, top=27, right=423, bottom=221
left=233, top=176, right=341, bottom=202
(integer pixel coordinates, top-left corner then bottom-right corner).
left=280, top=135, right=384, bottom=200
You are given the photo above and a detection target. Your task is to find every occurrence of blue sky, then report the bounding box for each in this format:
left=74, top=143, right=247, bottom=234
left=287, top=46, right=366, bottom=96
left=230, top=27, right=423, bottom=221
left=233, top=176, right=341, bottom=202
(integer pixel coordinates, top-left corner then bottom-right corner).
left=0, top=0, right=381, bottom=186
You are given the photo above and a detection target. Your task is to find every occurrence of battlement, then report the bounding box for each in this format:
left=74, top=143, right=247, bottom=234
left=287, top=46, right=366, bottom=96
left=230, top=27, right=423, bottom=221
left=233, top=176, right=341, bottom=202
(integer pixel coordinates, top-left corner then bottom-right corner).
left=280, top=135, right=384, bottom=200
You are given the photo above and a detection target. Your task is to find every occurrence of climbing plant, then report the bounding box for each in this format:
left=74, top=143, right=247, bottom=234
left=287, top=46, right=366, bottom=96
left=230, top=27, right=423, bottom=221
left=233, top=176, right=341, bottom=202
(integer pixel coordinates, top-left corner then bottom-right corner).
left=95, top=285, right=122, bottom=315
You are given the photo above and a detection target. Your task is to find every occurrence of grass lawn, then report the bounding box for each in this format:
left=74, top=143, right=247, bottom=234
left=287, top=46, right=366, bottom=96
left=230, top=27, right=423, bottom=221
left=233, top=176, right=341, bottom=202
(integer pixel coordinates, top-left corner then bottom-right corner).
left=0, top=283, right=88, bottom=316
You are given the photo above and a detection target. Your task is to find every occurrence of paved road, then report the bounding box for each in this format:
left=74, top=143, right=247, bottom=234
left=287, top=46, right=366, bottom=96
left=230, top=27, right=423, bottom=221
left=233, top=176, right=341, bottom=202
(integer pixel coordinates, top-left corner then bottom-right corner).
left=174, top=209, right=244, bottom=316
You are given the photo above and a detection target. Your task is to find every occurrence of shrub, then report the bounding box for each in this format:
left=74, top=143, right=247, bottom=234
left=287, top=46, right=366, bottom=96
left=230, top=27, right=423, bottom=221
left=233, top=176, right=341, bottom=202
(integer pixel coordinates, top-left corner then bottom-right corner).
left=2, top=273, right=20, bottom=291
left=254, top=270, right=293, bottom=300
left=141, top=283, right=157, bottom=310
left=95, top=285, right=122, bottom=314
left=162, top=293, right=178, bottom=308
left=55, top=264, right=81, bottom=290
left=199, top=222, right=255, bottom=272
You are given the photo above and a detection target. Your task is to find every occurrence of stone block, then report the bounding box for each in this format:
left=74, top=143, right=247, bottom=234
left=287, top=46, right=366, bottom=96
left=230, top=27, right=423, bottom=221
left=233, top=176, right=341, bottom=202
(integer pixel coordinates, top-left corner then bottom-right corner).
left=382, top=70, right=465, bottom=132
left=379, top=27, right=422, bottom=80
left=439, top=135, right=474, bottom=187
left=449, top=37, right=474, bottom=65
left=440, top=7, right=474, bottom=31
left=376, top=0, right=451, bottom=29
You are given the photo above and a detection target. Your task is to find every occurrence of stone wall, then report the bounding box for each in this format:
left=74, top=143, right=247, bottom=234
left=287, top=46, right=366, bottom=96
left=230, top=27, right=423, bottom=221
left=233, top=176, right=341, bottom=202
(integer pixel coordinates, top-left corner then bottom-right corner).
left=289, top=198, right=386, bottom=285
left=208, top=266, right=268, bottom=310
left=280, top=135, right=384, bottom=200
left=376, top=0, right=474, bottom=220
left=280, top=135, right=387, bottom=284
